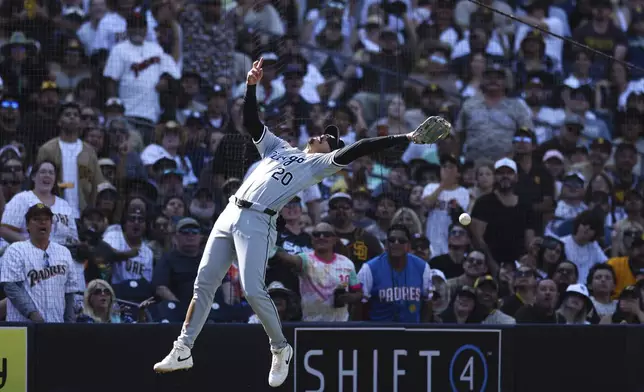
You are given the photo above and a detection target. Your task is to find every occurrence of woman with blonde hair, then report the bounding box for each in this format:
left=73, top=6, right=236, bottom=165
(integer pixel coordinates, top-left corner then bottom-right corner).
left=140, top=121, right=198, bottom=186
left=391, top=207, right=423, bottom=236
left=612, top=220, right=644, bottom=258
left=77, top=279, right=134, bottom=323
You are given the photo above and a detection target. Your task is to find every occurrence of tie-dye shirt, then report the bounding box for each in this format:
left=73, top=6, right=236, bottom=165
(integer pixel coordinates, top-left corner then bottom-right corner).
left=298, top=251, right=360, bottom=322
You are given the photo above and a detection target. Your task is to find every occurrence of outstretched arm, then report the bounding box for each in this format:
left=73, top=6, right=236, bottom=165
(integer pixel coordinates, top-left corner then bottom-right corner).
left=242, top=84, right=264, bottom=142
left=334, top=134, right=411, bottom=166
left=333, top=116, right=451, bottom=166
left=242, top=58, right=266, bottom=142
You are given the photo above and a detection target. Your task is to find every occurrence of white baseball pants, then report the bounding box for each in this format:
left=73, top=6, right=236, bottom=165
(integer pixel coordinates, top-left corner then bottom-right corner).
left=177, top=203, right=287, bottom=350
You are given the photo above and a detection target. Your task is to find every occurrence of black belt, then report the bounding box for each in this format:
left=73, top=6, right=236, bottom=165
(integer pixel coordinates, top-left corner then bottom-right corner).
left=234, top=198, right=277, bottom=217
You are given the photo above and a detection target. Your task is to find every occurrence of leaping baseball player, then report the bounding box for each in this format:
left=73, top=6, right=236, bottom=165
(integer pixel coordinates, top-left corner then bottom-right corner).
left=153, top=58, right=452, bottom=387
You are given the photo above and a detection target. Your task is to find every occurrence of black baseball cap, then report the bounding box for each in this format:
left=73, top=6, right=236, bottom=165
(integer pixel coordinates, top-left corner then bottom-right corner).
left=589, top=138, right=612, bottom=154
left=439, top=153, right=460, bottom=168
left=26, top=203, right=53, bottom=222
left=632, top=233, right=644, bottom=247
left=324, top=125, right=346, bottom=151
left=456, top=286, right=477, bottom=299
left=620, top=285, right=641, bottom=299
left=474, top=275, right=499, bottom=290
left=514, top=126, right=537, bottom=144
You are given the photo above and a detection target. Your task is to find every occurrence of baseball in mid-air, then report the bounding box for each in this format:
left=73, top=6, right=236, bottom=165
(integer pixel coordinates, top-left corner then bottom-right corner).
left=459, top=213, right=471, bottom=226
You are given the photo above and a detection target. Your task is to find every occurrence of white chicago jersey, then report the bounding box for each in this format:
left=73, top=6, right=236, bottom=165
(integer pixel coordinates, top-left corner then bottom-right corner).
left=103, top=229, right=154, bottom=284
left=0, top=240, right=84, bottom=322
left=1, top=191, right=79, bottom=245
left=235, top=128, right=348, bottom=211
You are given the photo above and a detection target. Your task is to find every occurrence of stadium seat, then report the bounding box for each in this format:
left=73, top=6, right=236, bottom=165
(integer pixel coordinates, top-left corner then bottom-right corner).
left=148, top=300, right=187, bottom=323
left=112, top=279, right=154, bottom=303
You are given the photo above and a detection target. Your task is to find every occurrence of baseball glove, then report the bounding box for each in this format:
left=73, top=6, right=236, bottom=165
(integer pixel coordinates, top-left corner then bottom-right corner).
left=410, top=116, right=452, bottom=144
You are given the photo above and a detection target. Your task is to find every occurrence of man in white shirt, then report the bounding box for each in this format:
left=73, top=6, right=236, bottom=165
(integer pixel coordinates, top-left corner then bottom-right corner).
left=560, top=209, right=608, bottom=284
left=36, top=102, right=103, bottom=219
left=103, top=11, right=180, bottom=124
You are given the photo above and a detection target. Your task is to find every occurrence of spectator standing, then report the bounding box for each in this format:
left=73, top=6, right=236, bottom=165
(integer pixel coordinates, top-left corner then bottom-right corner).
left=0, top=204, right=83, bottom=322
left=273, top=223, right=362, bottom=322
left=77, top=0, right=108, bottom=55
left=350, top=187, right=375, bottom=229
left=153, top=217, right=202, bottom=304
left=422, top=154, right=469, bottom=256
left=36, top=102, right=103, bottom=218
left=328, top=19, right=418, bottom=125
left=328, top=192, right=382, bottom=271
left=140, top=121, right=198, bottom=187
left=471, top=158, right=536, bottom=271
left=175, top=72, right=207, bottom=125
left=105, top=118, right=147, bottom=183
left=177, top=0, right=235, bottom=89
left=0, top=33, right=47, bottom=100
left=20, top=81, right=62, bottom=159
left=513, top=127, right=555, bottom=231
left=365, top=193, right=397, bottom=244
left=0, top=160, right=78, bottom=246
left=356, top=225, right=433, bottom=323
left=535, top=113, right=584, bottom=162
left=515, top=278, right=559, bottom=323
left=455, top=64, right=533, bottom=161
left=560, top=209, right=608, bottom=284
left=103, top=12, right=180, bottom=128
left=0, top=95, right=22, bottom=147
left=102, top=204, right=153, bottom=284
left=475, top=275, right=516, bottom=324
left=572, top=0, right=628, bottom=78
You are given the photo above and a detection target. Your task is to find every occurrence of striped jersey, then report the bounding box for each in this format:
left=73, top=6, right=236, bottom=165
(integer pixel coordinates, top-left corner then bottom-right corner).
left=0, top=240, right=84, bottom=322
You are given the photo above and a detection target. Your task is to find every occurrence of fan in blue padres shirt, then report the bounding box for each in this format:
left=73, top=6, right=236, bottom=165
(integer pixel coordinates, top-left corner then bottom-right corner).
left=356, top=225, right=433, bottom=322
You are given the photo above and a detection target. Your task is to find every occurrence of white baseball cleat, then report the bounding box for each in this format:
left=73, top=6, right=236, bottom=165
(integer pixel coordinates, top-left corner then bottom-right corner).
left=153, top=341, right=194, bottom=373
left=268, top=344, right=293, bottom=387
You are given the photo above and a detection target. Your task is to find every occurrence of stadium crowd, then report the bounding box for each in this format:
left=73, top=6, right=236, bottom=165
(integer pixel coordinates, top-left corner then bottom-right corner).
left=2, top=0, right=644, bottom=326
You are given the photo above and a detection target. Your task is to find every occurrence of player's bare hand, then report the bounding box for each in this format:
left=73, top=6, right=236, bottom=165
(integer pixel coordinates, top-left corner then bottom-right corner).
left=408, top=116, right=452, bottom=144
left=247, top=58, right=264, bottom=85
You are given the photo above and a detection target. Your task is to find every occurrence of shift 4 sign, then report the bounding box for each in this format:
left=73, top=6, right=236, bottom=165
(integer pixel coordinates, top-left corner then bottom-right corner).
left=294, top=328, right=501, bottom=392
left=0, top=327, right=28, bottom=391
